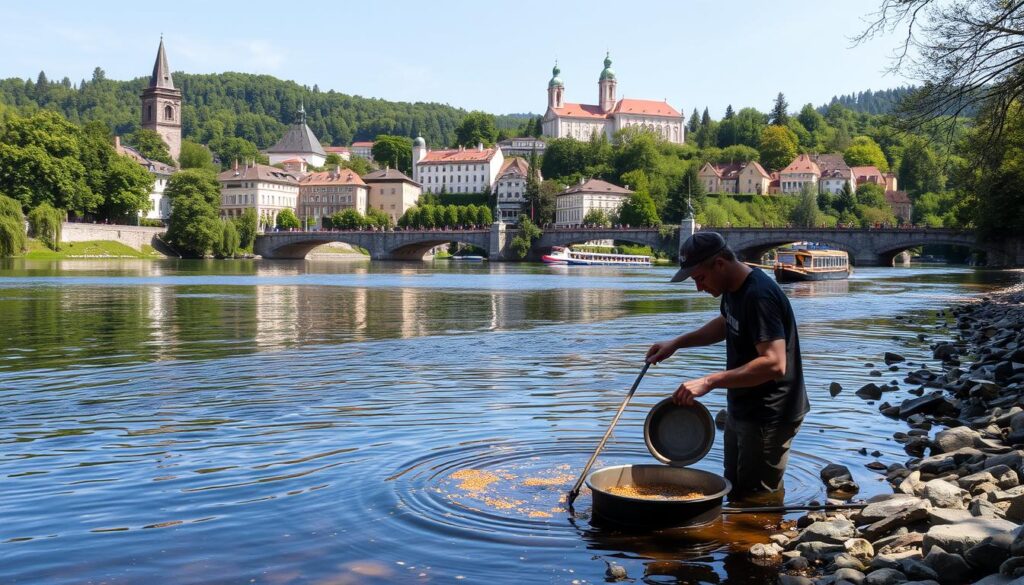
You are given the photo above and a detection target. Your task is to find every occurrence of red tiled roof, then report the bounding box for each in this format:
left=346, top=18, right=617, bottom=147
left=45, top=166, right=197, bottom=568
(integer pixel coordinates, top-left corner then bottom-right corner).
left=781, top=154, right=820, bottom=175
left=351, top=141, right=374, bottom=147
left=418, top=147, right=500, bottom=164
left=498, top=157, right=530, bottom=177
left=550, top=102, right=608, bottom=119
left=300, top=169, right=366, bottom=186
left=851, top=165, right=884, bottom=184
left=324, top=146, right=351, bottom=153
left=612, top=98, right=682, bottom=118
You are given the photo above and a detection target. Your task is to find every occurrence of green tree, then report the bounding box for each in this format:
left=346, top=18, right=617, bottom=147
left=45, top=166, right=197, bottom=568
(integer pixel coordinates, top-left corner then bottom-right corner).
left=733, top=108, right=768, bottom=148
left=535, top=180, right=561, bottom=225
left=476, top=205, right=493, bottom=226
left=856, top=182, right=887, bottom=207
left=797, top=103, right=825, bottom=134
left=99, top=154, right=155, bottom=221
left=236, top=208, right=257, bottom=249
left=758, top=125, right=799, bottom=171
left=332, top=208, right=365, bottom=229
left=209, top=136, right=266, bottom=170
left=836, top=181, right=857, bottom=213
left=541, top=138, right=586, bottom=180
left=371, top=135, right=413, bottom=175
left=127, top=128, right=174, bottom=165
left=276, top=208, right=301, bottom=230
left=165, top=169, right=222, bottom=257
left=770, top=93, right=790, bottom=126
left=27, top=202, right=63, bottom=250
left=454, top=111, right=499, bottom=147
left=844, top=136, right=889, bottom=171
left=0, top=193, right=27, bottom=257
left=510, top=215, right=542, bottom=259
left=443, top=204, right=460, bottom=227
left=179, top=140, right=219, bottom=174
left=898, top=138, right=945, bottom=197
left=366, top=207, right=393, bottom=228
left=619, top=191, right=661, bottom=227
left=213, top=219, right=240, bottom=258
left=325, top=153, right=343, bottom=166
left=790, top=183, right=822, bottom=227
left=666, top=163, right=706, bottom=223
left=583, top=208, right=611, bottom=227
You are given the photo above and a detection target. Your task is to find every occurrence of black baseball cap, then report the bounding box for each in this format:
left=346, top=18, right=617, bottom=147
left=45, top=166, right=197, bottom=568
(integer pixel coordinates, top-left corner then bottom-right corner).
left=670, top=232, right=728, bottom=282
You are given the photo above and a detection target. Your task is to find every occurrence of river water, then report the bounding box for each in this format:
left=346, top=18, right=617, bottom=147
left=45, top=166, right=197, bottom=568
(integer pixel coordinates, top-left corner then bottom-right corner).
left=0, top=258, right=1020, bottom=584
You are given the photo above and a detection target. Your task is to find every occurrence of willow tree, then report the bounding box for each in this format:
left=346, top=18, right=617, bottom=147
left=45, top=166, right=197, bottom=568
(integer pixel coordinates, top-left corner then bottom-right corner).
left=27, top=202, right=63, bottom=250
left=0, top=194, right=26, bottom=257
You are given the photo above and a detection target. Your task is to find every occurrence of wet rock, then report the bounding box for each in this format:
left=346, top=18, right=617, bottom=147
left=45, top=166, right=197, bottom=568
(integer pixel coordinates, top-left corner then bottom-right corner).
left=862, top=499, right=932, bottom=540
left=771, top=533, right=791, bottom=547
left=886, top=352, right=907, bottom=365
left=796, top=541, right=844, bottom=562
left=923, top=479, right=969, bottom=510
left=821, top=464, right=860, bottom=494
left=830, top=382, right=844, bottom=397
left=871, top=370, right=883, bottom=377
left=923, top=517, right=1020, bottom=554
left=750, top=542, right=782, bottom=558
left=832, top=553, right=868, bottom=571
left=778, top=575, right=814, bottom=585
left=861, top=495, right=929, bottom=523
left=900, top=392, right=955, bottom=419
left=605, top=562, right=628, bottom=580
left=863, top=568, right=908, bottom=585
left=933, top=343, right=958, bottom=360
left=857, top=383, right=884, bottom=400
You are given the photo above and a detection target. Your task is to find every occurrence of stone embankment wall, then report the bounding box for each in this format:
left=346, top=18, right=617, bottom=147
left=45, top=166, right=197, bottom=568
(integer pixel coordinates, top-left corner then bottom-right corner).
left=61, top=222, right=165, bottom=251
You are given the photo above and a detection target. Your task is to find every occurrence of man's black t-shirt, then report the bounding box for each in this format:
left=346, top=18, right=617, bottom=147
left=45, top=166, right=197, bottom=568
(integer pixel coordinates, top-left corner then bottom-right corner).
left=720, top=268, right=809, bottom=423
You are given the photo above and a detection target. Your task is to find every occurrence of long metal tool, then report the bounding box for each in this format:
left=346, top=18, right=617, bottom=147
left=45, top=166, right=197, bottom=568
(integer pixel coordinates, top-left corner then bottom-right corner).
left=722, top=502, right=867, bottom=515
left=567, top=362, right=650, bottom=511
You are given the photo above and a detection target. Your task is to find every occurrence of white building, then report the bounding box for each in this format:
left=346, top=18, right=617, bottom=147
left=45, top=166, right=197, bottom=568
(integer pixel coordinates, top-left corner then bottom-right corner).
left=412, top=136, right=504, bottom=195
left=497, top=137, right=546, bottom=158
left=115, top=136, right=174, bottom=221
left=542, top=54, right=685, bottom=144
left=351, top=141, right=374, bottom=160
left=266, top=104, right=326, bottom=168
left=218, top=162, right=301, bottom=228
left=493, top=157, right=537, bottom=222
left=555, top=178, right=632, bottom=227
left=363, top=168, right=422, bottom=224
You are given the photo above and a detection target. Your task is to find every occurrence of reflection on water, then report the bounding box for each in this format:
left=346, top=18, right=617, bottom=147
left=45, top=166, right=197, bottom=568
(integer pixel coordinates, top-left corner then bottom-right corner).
left=0, top=259, right=1020, bottom=584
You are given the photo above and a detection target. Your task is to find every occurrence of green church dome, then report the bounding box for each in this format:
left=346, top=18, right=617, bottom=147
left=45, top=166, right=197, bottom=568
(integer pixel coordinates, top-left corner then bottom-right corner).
left=548, top=62, right=563, bottom=88
left=600, top=52, right=615, bottom=81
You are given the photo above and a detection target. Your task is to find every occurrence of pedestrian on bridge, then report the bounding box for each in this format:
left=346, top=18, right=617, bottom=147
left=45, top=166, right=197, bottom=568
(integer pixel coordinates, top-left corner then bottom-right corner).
left=646, top=231, right=809, bottom=501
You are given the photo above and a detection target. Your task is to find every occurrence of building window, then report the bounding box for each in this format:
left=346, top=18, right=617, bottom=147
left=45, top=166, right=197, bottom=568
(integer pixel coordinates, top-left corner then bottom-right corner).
left=164, top=105, right=174, bottom=121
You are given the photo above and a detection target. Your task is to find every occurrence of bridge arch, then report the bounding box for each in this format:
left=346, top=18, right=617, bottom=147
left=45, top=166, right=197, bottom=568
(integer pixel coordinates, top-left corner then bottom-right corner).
left=386, top=237, right=489, bottom=260
left=872, top=237, right=1003, bottom=266
left=725, top=235, right=859, bottom=265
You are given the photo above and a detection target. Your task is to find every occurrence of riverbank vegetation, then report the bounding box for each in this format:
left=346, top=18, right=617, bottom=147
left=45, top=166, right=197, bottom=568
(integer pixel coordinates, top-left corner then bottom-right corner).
left=17, top=239, right=161, bottom=259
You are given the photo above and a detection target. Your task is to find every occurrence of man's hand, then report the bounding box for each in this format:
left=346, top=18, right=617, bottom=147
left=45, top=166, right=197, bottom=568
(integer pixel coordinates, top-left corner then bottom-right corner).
left=673, top=376, right=713, bottom=406
left=645, top=340, right=678, bottom=364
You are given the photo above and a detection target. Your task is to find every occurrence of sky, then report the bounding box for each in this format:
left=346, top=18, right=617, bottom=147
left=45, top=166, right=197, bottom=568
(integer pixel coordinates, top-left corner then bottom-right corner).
left=1, top=0, right=916, bottom=119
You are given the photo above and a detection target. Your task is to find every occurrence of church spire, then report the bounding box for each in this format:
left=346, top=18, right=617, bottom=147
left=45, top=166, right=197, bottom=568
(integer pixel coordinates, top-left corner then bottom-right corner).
left=298, top=100, right=306, bottom=125
left=150, top=36, right=174, bottom=90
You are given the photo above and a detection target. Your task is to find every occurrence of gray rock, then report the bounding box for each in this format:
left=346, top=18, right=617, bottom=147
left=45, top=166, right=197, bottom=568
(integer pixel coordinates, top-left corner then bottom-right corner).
left=886, top=352, right=907, bottom=365
left=900, top=558, right=939, bottom=581
left=998, top=469, right=1021, bottom=490
left=797, top=519, right=857, bottom=545
left=830, top=382, right=844, bottom=397
left=864, top=568, right=908, bottom=585
left=861, top=495, right=930, bottom=523
left=834, top=568, right=867, bottom=584
left=779, top=576, right=815, bottom=585
left=1002, top=556, right=1024, bottom=578
left=1012, top=528, right=1024, bottom=556
left=797, top=541, right=845, bottom=562
left=928, top=508, right=974, bottom=524
left=606, top=562, right=628, bottom=580
left=833, top=553, right=868, bottom=571
left=933, top=426, right=984, bottom=453
left=871, top=553, right=915, bottom=571
left=772, top=533, right=792, bottom=547
left=934, top=343, right=958, bottom=360
left=899, top=471, right=925, bottom=497
left=749, top=542, right=779, bottom=558
left=922, top=546, right=972, bottom=585
left=876, top=532, right=924, bottom=555
left=863, top=499, right=932, bottom=540
left=960, top=471, right=999, bottom=491
left=924, top=517, right=1020, bottom=554
left=924, top=479, right=969, bottom=510
left=966, top=535, right=1013, bottom=573
left=970, top=496, right=1001, bottom=518
left=784, top=555, right=811, bottom=571
left=1005, top=493, right=1024, bottom=522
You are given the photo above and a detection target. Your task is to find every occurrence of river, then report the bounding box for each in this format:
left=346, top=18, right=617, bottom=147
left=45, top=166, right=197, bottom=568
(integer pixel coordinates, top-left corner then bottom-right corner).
left=0, top=258, right=1020, bottom=584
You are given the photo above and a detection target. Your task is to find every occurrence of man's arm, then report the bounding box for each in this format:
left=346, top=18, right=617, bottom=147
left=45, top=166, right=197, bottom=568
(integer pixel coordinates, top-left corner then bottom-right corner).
left=673, top=338, right=786, bottom=405
left=646, top=315, right=727, bottom=364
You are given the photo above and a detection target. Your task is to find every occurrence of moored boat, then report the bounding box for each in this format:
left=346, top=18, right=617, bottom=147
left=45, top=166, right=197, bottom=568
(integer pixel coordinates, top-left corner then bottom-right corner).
left=541, top=246, right=652, bottom=266
left=773, top=247, right=851, bottom=282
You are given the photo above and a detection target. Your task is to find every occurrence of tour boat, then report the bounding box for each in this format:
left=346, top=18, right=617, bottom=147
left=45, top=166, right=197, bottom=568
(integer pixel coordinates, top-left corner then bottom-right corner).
left=773, top=246, right=851, bottom=282
left=541, top=246, right=652, bottom=266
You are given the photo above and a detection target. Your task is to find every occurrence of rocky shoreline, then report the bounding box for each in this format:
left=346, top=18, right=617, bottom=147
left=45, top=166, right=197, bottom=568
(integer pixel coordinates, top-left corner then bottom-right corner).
left=760, top=283, right=1024, bottom=585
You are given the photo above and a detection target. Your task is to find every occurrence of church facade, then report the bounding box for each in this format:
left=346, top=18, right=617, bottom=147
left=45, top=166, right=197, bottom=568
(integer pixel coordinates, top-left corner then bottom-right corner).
left=541, top=54, right=685, bottom=144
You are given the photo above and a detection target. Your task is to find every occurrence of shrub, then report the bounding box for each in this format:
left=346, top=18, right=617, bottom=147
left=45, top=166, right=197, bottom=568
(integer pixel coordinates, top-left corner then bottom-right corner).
left=27, top=202, right=63, bottom=250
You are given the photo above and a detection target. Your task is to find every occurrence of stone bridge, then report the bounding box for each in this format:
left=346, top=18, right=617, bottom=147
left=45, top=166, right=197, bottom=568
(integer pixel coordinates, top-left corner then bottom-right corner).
left=254, top=228, right=494, bottom=260
left=253, top=225, right=1023, bottom=266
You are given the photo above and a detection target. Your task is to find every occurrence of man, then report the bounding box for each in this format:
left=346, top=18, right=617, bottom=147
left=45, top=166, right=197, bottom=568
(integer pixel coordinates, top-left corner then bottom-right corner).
left=646, top=232, right=808, bottom=499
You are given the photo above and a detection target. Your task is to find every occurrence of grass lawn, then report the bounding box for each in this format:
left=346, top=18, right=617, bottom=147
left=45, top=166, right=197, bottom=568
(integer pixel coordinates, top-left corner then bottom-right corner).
left=21, top=239, right=163, bottom=259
